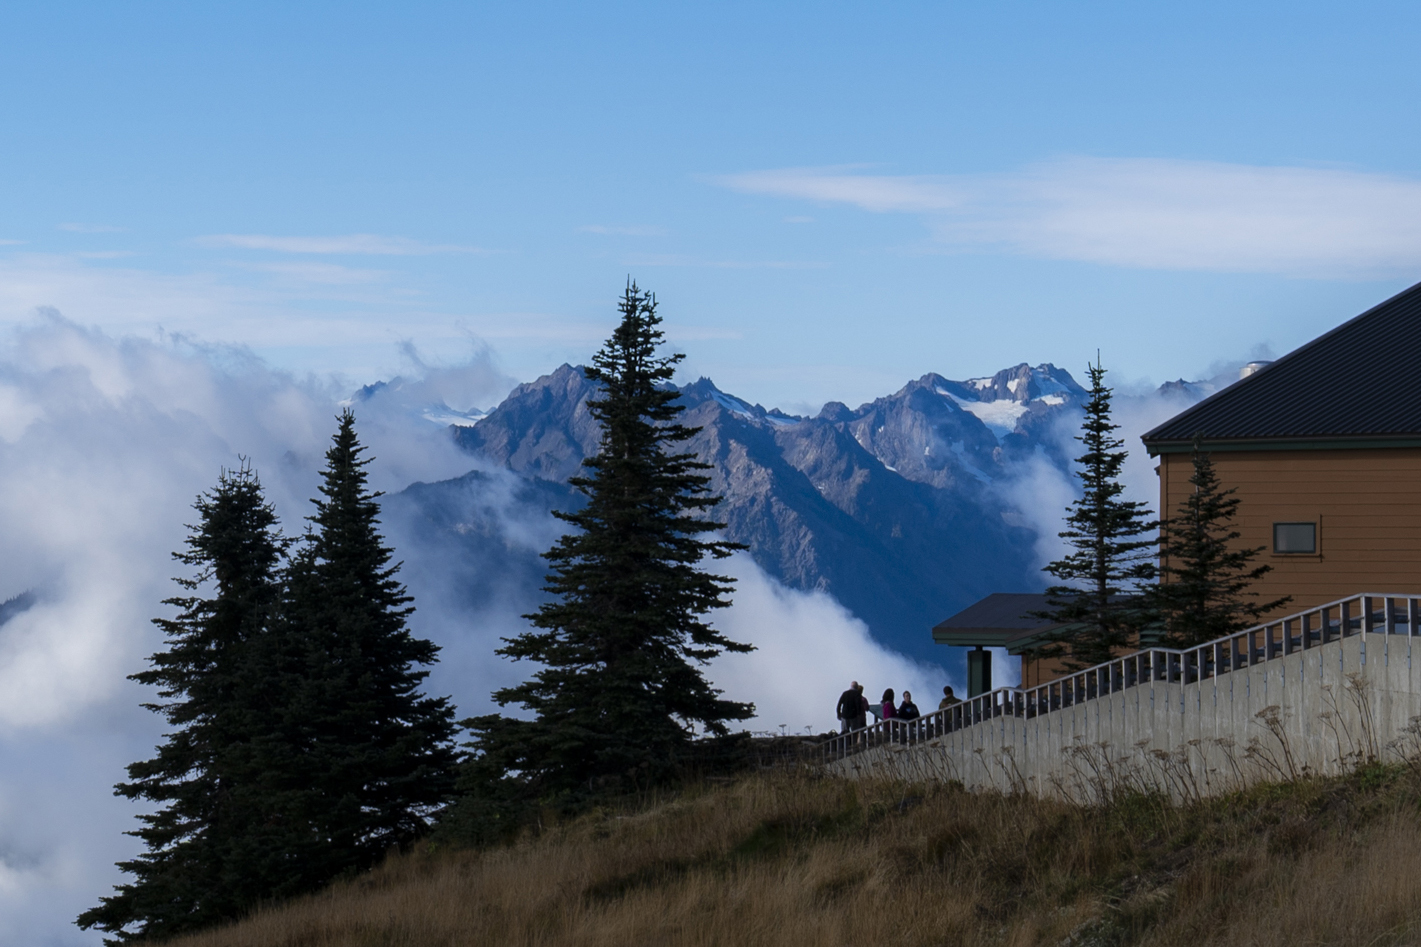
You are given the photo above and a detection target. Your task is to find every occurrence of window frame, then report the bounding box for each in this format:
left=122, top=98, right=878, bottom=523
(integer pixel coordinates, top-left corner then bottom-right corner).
left=1272, top=521, right=1318, bottom=555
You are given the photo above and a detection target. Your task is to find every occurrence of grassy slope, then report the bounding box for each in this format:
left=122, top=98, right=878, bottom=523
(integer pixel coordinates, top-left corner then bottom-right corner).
left=166, top=765, right=1421, bottom=947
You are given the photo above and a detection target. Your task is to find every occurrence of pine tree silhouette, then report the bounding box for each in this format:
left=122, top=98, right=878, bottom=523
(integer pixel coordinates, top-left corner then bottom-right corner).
left=281, top=410, right=458, bottom=879
left=461, top=282, right=753, bottom=807
left=79, top=463, right=291, bottom=942
left=1146, top=438, right=1290, bottom=647
left=1035, top=361, right=1157, bottom=669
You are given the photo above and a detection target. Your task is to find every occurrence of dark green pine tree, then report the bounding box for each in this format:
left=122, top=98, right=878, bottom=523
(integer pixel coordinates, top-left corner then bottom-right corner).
left=1036, top=361, right=1157, bottom=669
left=1146, top=438, right=1291, bottom=647
left=280, top=409, right=458, bottom=880
left=463, top=282, right=753, bottom=805
left=79, top=463, right=290, bottom=943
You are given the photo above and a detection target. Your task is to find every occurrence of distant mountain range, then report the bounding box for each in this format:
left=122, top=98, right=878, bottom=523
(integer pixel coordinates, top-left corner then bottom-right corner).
left=378, top=361, right=1211, bottom=670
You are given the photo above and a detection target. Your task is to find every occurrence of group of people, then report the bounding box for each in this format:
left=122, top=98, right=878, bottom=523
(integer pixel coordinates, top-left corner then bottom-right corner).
left=834, top=681, right=962, bottom=734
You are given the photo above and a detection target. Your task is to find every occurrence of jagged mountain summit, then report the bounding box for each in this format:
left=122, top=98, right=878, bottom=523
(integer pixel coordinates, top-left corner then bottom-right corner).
left=426, top=362, right=1086, bottom=665
left=455, top=362, right=1086, bottom=489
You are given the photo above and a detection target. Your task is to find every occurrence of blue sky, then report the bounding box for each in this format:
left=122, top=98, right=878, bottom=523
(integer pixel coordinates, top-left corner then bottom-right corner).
left=3, top=1, right=1421, bottom=411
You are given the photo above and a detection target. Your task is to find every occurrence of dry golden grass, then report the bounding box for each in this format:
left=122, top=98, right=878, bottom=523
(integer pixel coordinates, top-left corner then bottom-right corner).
left=164, top=764, right=1421, bottom=947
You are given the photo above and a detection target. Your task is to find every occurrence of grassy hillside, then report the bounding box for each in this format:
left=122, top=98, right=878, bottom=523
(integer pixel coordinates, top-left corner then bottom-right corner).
left=165, top=764, right=1421, bottom=947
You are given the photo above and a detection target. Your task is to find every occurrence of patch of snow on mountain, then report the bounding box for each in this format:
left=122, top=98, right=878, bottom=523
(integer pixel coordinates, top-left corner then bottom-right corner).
left=971, top=377, right=993, bottom=390
left=710, top=390, right=756, bottom=418
left=1030, top=370, right=1075, bottom=400
left=1040, top=394, right=1066, bottom=406
left=946, top=394, right=1029, bottom=440
left=1007, top=377, right=1022, bottom=395
left=763, top=409, right=802, bottom=427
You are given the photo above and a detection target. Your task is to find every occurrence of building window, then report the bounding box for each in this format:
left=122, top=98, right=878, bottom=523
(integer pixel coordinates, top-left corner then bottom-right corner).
left=1273, top=522, right=1316, bottom=554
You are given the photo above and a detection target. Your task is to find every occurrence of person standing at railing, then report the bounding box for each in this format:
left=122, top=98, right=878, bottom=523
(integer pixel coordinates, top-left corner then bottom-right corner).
left=936, top=686, right=960, bottom=737
left=836, top=681, right=867, bottom=734
left=898, top=691, right=921, bottom=741
left=880, top=688, right=897, bottom=742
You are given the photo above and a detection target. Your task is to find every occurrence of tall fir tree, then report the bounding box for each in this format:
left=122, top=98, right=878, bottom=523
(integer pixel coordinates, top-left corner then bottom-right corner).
left=462, top=282, right=753, bottom=806
left=79, top=463, right=290, bottom=943
left=1036, top=361, right=1157, bottom=669
left=1145, top=438, right=1291, bottom=647
left=280, top=409, right=458, bottom=880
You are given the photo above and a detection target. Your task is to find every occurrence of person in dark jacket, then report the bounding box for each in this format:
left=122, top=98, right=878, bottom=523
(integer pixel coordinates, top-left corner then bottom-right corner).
left=836, top=681, right=867, bottom=733
left=898, top=691, right=920, bottom=720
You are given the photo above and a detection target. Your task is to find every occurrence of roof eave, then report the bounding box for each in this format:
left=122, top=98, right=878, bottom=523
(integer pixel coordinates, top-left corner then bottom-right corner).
left=1143, top=434, right=1421, bottom=456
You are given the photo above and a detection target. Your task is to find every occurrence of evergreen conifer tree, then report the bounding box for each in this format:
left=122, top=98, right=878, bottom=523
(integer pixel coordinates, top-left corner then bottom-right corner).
left=280, top=409, right=458, bottom=879
left=1036, top=361, right=1157, bottom=669
left=1145, top=438, right=1291, bottom=647
left=79, top=464, right=289, bottom=942
left=462, top=282, right=753, bottom=805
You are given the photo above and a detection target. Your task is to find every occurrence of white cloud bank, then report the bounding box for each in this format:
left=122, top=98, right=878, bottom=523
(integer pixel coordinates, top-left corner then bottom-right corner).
left=708, top=553, right=957, bottom=735
left=719, top=158, right=1421, bottom=277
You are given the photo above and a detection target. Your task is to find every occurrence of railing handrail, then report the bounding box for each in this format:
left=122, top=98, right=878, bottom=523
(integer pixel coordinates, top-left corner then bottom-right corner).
left=822, top=591, right=1421, bottom=764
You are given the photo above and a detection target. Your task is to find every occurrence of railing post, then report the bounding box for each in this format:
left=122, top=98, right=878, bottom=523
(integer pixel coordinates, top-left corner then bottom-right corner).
left=1363, top=596, right=1374, bottom=635
left=1411, top=598, right=1420, bottom=637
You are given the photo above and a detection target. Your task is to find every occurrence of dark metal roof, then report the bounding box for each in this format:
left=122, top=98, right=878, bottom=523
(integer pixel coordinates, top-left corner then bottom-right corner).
left=1142, top=280, right=1421, bottom=452
left=931, top=593, right=1063, bottom=650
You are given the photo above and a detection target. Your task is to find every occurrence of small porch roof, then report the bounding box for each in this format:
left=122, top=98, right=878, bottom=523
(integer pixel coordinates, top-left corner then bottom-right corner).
left=931, top=593, right=1065, bottom=653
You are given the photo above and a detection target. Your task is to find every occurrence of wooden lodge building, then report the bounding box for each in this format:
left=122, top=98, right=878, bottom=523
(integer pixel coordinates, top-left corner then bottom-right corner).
left=936, top=280, right=1421, bottom=693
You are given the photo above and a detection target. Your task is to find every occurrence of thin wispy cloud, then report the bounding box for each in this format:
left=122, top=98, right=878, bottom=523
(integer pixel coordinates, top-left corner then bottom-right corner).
left=57, top=222, right=126, bottom=233
left=719, top=158, right=1421, bottom=278
left=579, top=224, right=667, bottom=237
left=235, top=260, right=389, bottom=285
left=196, top=233, right=483, bottom=255
left=625, top=253, right=827, bottom=270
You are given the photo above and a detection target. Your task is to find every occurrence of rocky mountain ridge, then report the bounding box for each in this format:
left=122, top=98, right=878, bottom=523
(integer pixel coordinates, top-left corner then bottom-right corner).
left=430, top=362, right=1100, bottom=665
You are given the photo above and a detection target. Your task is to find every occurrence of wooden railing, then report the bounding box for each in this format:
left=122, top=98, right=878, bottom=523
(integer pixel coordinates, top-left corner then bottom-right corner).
left=822, top=593, right=1421, bottom=764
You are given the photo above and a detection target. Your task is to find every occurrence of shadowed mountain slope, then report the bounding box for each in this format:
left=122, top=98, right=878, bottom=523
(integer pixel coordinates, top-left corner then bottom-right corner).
left=442, top=364, right=1085, bottom=665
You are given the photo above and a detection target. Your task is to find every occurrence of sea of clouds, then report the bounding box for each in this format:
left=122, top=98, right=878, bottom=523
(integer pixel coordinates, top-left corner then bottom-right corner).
left=0, top=313, right=957, bottom=944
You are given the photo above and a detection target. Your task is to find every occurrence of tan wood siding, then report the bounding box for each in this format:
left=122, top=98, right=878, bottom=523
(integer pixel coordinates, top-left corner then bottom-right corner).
left=1159, top=447, right=1421, bottom=612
